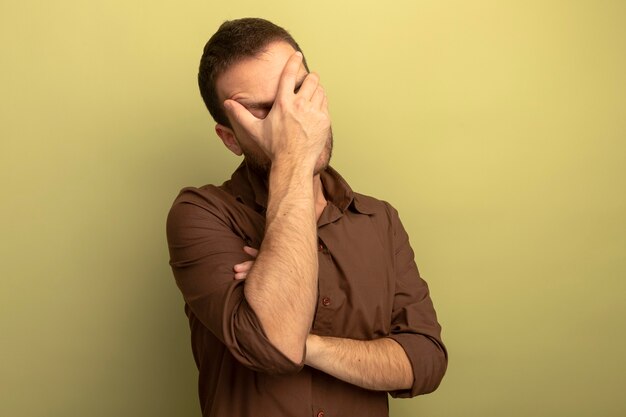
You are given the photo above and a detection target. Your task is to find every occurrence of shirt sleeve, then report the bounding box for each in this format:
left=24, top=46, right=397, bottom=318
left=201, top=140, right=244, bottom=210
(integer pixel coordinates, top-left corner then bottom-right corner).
left=384, top=204, right=448, bottom=397
left=166, top=187, right=304, bottom=375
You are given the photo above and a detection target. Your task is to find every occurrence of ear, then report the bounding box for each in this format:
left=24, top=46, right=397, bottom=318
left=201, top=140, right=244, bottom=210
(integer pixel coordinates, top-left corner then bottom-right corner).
left=215, top=124, right=243, bottom=156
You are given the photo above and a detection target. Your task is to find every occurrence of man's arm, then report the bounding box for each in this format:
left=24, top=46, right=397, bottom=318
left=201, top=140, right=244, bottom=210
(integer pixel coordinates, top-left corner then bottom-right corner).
left=304, top=334, right=413, bottom=391
left=239, top=161, right=318, bottom=364
left=234, top=201, right=447, bottom=388
left=234, top=252, right=413, bottom=389
left=224, top=51, right=330, bottom=364
left=304, top=204, right=447, bottom=394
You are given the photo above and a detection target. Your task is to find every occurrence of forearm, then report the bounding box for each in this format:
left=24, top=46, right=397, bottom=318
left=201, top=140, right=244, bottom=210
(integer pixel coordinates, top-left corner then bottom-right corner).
left=244, top=161, right=318, bottom=363
left=305, top=334, right=413, bottom=391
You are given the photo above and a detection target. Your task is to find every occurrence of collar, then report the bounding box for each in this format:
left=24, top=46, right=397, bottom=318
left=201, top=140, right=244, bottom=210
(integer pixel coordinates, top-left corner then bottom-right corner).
left=224, top=160, right=375, bottom=215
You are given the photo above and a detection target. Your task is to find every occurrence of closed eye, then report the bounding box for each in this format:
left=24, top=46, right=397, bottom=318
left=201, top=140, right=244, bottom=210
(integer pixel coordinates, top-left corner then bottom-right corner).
left=239, top=74, right=307, bottom=118
left=246, top=103, right=273, bottom=119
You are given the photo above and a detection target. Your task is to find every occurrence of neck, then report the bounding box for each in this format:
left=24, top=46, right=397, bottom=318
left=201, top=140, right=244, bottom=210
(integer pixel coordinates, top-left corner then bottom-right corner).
left=313, top=174, right=327, bottom=221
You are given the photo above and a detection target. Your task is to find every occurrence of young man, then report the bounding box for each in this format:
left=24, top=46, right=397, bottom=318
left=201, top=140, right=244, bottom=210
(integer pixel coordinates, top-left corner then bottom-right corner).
left=167, top=18, right=447, bottom=417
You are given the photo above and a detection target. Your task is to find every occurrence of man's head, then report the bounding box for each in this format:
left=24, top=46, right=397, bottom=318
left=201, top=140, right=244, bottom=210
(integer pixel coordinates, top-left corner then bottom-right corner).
left=197, top=18, right=332, bottom=175
left=198, top=18, right=309, bottom=129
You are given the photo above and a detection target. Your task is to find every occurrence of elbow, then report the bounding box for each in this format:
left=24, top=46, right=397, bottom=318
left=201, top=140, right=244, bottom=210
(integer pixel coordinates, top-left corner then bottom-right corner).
left=245, top=351, right=304, bottom=375
left=275, top=341, right=306, bottom=368
left=230, top=330, right=305, bottom=375
left=228, top=298, right=305, bottom=375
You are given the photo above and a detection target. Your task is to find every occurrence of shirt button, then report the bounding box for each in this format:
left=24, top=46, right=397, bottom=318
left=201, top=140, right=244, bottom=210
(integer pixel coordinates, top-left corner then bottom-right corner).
left=321, top=297, right=331, bottom=307
left=317, top=411, right=325, bottom=417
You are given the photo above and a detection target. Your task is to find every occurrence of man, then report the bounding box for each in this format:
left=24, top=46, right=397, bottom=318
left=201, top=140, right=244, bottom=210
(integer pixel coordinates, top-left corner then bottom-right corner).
left=167, top=17, right=447, bottom=417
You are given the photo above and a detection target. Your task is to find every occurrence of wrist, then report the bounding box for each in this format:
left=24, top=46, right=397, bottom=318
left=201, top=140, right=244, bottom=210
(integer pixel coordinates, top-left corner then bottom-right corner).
left=271, top=156, right=316, bottom=176
left=304, top=334, right=323, bottom=365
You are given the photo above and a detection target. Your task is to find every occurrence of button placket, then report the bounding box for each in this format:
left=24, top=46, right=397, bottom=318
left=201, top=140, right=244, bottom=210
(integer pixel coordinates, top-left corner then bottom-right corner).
left=313, top=232, right=335, bottom=332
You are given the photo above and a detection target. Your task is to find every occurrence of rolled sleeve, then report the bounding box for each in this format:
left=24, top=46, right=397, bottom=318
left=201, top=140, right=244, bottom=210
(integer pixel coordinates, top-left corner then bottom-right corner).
left=166, top=188, right=303, bottom=374
left=385, top=204, right=448, bottom=397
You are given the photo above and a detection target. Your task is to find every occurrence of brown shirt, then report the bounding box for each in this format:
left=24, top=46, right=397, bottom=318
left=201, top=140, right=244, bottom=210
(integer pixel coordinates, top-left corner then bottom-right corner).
left=166, top=162, right=447, bottom=417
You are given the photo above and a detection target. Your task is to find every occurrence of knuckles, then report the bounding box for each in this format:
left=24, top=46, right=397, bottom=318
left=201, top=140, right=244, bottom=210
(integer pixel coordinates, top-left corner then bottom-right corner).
left=293, top=96, right=308, bottom=109
left=307, top=72, right=320, bottom=84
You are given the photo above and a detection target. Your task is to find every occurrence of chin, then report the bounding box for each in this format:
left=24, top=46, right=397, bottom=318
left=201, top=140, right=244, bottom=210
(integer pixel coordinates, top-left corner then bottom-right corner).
left=244, top=130, right=333, bottom=177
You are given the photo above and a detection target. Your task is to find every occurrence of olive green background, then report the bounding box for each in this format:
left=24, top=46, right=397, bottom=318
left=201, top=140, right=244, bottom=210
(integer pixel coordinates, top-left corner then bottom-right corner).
left=1, top=1, right=624, bottom=416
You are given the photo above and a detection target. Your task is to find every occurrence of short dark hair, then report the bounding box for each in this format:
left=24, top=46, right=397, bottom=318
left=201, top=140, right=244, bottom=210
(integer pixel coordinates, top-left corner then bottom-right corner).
left=198, top=18, right=308, bottom=127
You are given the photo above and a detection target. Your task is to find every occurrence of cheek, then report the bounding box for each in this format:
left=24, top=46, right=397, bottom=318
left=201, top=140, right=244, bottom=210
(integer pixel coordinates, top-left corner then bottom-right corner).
left=232, top=129, right=267, bottom=157
left=230, top=123, right=250, bottom=145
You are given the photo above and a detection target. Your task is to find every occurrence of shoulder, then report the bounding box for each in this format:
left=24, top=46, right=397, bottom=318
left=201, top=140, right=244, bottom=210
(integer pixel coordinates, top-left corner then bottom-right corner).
left=352, top=192, right=399, bottom=220
left=172, top=183, right=233, bottom=207
left=166, top=183, right=237, bottom=236
left=351, top=192, right=408, bottom=241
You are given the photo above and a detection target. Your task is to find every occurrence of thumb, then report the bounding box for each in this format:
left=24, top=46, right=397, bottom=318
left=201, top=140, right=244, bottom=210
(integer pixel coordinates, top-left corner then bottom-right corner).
left=224, top=99, right=258, bottom=133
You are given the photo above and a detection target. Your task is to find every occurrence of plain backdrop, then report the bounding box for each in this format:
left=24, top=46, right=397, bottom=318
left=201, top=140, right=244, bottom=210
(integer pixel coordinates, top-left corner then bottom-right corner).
left=1, top=1, right=625, bottom=416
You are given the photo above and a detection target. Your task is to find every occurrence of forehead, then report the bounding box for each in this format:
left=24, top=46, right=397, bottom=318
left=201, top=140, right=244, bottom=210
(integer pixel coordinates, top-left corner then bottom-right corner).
left=216, top=41, right=307, bottom=103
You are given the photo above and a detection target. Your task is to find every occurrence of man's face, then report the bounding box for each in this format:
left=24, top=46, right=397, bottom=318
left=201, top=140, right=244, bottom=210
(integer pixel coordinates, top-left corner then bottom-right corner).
left=215, top=41, right=333, bottom=175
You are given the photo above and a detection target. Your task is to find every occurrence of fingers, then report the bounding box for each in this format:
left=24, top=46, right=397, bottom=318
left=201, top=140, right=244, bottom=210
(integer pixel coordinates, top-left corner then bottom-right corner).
left=276, top=51, right=304, bottom=99
left=234, top=246, right=259, bottom=280
left=310, top=85, right=325, bottom=110
left=233, top=260, right=254, bottom=280
left=234, top=260, right=254, bottom=272
left=297, top=72, right=320, bottom=101
left=234, top=271, right=248, bottom=280
left=243, top=246, right=259, bottom=257
left=224, top=99, right=259, bottom=132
